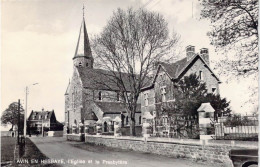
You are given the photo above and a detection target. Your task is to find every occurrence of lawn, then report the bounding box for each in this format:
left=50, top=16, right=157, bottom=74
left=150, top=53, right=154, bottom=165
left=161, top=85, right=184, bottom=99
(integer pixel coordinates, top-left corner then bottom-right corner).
left=1, top=136, right=60, bottom=167
left=1, top=136, right=16, bottom=163
left=17, top=138, right=61, bottom=167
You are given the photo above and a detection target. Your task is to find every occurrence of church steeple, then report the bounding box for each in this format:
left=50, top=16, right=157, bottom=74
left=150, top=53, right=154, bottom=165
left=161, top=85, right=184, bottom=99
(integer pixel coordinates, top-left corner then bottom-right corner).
left=73, top=5, right=93, bottom=68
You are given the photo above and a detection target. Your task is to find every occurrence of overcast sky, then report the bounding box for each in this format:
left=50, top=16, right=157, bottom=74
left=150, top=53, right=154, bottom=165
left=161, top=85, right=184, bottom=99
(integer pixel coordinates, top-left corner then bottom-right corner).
left=1, top=0, right=257, bottom=122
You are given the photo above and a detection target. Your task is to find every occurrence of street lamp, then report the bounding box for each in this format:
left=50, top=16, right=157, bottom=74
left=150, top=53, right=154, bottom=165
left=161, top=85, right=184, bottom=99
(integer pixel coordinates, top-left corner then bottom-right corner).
left=24, top=83, right=39, bottom=137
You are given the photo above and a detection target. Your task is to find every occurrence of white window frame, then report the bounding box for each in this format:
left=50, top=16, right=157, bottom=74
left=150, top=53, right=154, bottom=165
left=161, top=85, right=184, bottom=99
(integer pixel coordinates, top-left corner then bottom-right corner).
left=199, top=70, right=204, bottom=80
left=161, top=86, right=166, bottom=102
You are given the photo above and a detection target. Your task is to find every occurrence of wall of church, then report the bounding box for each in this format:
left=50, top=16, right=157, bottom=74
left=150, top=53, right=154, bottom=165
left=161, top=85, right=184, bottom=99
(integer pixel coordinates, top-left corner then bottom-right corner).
left=66, top=69, right=84, bottom=129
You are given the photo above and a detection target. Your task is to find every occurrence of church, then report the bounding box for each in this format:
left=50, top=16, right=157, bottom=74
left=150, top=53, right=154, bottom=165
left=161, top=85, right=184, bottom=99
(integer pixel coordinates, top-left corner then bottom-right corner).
left=64, top=12, right=221, bottom=135
left=64, top=15, right=142, bottom=134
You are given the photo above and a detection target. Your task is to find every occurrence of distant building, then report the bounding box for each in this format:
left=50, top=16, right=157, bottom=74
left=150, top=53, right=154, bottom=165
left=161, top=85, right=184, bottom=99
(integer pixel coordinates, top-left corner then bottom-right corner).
left=27, top=109, right=63, bottom=134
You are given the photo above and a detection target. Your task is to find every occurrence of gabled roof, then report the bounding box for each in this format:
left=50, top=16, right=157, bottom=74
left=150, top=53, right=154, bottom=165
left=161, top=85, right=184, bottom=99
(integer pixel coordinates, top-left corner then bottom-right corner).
left=76, top=67, right=133, bottom=91
left=197, top=103, right=215, bottom=113
left=143, top=54, right=221, bottom=91
left=73, top=18, right=93, bottom=60
left=28, top=110, right=55, bottom=121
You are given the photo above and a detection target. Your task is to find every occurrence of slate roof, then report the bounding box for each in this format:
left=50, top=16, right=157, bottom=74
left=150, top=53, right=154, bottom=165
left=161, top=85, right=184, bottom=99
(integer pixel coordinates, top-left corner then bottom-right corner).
left=73, top=18, right=93, bottom=60
left=94, top=101, right=141, bottom=114
left=142, top=54, right=221, bottom=91
left=77, top=67, right=134, bottom=91
left=28, top=110, right=55, bottom=121
left=160, top=54, right=220, bottom=82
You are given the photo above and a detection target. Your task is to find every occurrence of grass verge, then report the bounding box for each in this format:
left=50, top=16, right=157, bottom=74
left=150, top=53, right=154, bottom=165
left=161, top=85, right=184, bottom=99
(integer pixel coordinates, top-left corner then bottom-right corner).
left=14, top=138, right=61, bottom=167
left=1, top=136, right=16, bottom=164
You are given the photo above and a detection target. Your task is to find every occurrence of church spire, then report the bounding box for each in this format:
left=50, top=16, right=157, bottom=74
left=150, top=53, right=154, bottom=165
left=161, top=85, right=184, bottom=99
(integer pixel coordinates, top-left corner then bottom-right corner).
left=73, top=5, right=93, bottom=68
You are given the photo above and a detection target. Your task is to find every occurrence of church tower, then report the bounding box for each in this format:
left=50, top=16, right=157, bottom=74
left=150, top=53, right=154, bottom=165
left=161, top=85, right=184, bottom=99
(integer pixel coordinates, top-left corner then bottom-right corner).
left=73, top=10, right=93, bottom=69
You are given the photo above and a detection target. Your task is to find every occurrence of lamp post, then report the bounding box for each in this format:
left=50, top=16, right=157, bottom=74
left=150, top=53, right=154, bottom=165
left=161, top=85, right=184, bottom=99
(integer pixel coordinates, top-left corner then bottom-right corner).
left=24, top=83, right=39, bottom=137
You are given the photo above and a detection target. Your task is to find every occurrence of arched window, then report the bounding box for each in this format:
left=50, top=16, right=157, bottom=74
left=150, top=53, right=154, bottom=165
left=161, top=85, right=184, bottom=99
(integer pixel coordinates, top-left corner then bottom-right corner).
left=86, top=62, right=88, bottom=67
left=199, top=71, right=203, bottom=80
left=139, top=116, right=141, bottom=125
left=121, top=114, right=125, bottom=127
left=126, top=116, right=129, bottom=125
left=104, top=122, right=108, bottom=132
left=79, top=62, right=82, bottom=67
left=98, top=91, right=102, bottom=101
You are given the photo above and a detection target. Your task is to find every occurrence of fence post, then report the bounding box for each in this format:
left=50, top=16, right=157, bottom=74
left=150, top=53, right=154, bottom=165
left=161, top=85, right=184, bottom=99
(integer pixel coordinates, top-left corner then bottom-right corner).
left=113, top=116, right=121, bottom=137
left=197, top=103, right=215, bottom=140
left=142, top=112, right=153, bottom=138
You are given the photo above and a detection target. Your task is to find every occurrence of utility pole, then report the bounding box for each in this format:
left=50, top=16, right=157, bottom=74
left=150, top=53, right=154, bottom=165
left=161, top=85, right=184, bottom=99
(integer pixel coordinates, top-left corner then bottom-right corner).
left=17, top=99, right=20, bottom=144
left=24, top=86, right=28, bottom=137
left=24, top=83, right=39, bottom=137
left=42, top=108, right=44, bottom=137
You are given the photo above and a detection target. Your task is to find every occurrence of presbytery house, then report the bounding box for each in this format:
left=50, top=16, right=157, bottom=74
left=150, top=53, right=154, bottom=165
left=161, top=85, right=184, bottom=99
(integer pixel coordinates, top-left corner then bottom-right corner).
left=141, top=45, right=221, bottom=120
left=64, top=15, right=221, bottom=135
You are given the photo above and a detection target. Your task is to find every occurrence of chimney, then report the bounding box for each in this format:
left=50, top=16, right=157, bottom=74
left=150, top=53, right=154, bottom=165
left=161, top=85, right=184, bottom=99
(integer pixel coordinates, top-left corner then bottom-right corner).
left=186, top=45, right=195, bottom=60
left=200, top=48, right=209, bottom=65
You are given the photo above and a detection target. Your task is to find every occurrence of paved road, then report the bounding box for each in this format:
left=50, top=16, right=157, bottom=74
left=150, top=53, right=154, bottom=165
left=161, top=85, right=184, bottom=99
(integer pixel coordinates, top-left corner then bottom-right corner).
left=30, top=137, right=222, bottom=167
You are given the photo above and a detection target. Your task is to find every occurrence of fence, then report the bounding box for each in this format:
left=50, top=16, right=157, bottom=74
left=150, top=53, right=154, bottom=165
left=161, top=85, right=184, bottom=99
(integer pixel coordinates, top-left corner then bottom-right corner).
left=151, top=114, right=200, bottom=139
left=214, top=115, right=258, bottom=141
left=151, top=114, right=258, bottom=141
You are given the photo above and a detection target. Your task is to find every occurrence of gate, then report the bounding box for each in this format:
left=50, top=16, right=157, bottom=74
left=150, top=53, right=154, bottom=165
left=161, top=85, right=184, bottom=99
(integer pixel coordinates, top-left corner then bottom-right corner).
left=152, top=114, right=199, bottom=139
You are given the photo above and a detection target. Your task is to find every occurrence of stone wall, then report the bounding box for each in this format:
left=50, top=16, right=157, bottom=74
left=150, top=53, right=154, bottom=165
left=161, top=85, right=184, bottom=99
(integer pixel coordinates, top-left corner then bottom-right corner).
left=66, top=134, right=84, bottom=142
left=85, top=135, right=258, bottom=167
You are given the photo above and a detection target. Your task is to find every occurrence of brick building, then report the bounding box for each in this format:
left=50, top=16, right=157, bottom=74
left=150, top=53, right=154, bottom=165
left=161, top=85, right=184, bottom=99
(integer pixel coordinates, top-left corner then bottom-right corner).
left=141, top=45, right=221, bottom=119
left=64, top=16, right=141, bottom=134
left=28, top=109, right=63, bottom=134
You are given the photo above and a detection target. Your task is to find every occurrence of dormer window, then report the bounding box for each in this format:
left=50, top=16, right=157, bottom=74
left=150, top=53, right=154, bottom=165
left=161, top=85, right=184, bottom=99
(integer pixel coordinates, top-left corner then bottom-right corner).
left=98, top=91, right=102, bottom=101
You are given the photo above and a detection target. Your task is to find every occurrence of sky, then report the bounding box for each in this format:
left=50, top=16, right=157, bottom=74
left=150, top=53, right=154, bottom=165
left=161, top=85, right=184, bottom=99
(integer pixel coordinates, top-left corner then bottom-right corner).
left=1, top=0, right=258, bottom=122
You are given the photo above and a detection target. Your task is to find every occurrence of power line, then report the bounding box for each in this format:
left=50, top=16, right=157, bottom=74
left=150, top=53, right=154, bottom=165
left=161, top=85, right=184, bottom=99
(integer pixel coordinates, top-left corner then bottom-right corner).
left=148, top=0, right=161, bottom=10
left=142, top=0, right=154, bottom=8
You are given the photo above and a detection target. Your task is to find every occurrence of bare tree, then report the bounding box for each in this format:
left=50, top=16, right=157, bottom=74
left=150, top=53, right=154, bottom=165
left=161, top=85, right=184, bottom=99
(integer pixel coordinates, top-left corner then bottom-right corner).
left=92, top=8, right=180, bottom=136
left=200, top=0, right=258, bottom=78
